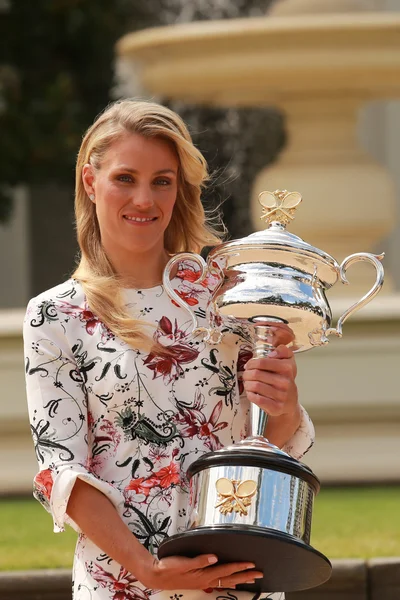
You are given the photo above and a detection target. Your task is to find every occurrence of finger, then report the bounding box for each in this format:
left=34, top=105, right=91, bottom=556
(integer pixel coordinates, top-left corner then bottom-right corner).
left=245, top=391, right=285, bottom=417
left=245, top=344, right=294, bottom=364
left=248, top=322, right=295, bottom=347
left=269, top=344, right=295, bottom=359
left=209, top=570, right=263, bottom=588
left=244, top=377, right=291, bottom=400
left=245, top=356, right=297, bottom=379
left=270, top=325, right=295, bottom=347
left=207, top=562, right=257, bottom=579
left=187, top=554, right=219, bottom=570
left=157, top=554, right=218, bottom=573
left=242, top=369, right=292, bottom=392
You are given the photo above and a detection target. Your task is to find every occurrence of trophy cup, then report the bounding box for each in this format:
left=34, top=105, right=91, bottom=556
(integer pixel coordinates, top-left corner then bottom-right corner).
left=158, top=191, right=384, bottom=593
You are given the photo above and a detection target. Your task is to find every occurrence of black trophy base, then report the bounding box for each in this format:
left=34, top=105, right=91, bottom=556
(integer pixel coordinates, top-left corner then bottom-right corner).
left=158, top=526, right=332, bottom=593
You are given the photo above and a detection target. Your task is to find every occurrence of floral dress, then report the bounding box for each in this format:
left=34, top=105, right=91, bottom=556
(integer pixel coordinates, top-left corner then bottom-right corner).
left=23, top=260, right=315, bottom=600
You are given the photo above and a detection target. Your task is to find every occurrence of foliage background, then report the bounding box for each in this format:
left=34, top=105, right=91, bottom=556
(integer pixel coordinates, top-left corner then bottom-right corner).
left=0, top=0, right=284, bottom=241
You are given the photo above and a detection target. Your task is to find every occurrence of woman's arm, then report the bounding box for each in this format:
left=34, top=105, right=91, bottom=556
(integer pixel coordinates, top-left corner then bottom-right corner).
left=67, top=478, right=263, bottom=590
left=265, top=403, right=302, bottom=449
left=66, top=478, right=154, bottom=582
left=24, top=295, right=124, bottom=531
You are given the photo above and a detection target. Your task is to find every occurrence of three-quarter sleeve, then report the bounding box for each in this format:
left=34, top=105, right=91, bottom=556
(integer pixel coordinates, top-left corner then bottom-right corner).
left=24, top=295, right=124, bottom=533
left=280, top=405, right=315, bottom=460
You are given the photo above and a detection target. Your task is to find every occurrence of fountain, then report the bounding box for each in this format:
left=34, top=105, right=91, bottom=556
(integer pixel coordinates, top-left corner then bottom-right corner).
left=117, top=0, right=400, bottom=482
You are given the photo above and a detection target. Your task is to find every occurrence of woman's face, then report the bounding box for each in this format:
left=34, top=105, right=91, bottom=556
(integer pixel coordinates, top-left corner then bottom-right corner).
left=83, top=133, right=179, bottom=263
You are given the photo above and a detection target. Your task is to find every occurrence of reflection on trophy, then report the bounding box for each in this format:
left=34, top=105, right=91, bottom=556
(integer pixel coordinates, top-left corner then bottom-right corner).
left=159, top=191, right=384, bottom=593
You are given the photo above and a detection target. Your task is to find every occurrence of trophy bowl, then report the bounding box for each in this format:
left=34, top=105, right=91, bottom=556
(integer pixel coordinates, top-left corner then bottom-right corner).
left=158, top=190, right=384, bottom=593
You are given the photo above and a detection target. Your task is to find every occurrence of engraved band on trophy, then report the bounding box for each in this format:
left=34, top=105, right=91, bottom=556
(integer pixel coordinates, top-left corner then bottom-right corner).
left=158, top=190, right=384, bottom=593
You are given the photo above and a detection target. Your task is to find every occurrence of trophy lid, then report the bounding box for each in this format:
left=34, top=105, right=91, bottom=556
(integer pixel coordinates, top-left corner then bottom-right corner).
left=209, top=190, right=339, bottom=287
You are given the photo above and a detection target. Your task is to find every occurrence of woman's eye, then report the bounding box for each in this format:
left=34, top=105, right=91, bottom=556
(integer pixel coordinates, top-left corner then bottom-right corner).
left=154, top=178, right=171, bottom=186
left=117, top=174, right=133, bottom=183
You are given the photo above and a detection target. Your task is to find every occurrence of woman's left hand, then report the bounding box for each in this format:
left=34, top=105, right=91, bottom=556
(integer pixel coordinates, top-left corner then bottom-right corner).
left=242, top=345, right=301, bottom=438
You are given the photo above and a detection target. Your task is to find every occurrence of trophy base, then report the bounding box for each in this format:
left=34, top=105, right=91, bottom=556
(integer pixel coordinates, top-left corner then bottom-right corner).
left=158, top=526, right=332, bottom=593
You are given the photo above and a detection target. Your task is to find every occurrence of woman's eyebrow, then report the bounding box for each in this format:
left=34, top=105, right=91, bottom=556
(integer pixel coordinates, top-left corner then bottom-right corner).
left=116, top=166, right=177, bottom=175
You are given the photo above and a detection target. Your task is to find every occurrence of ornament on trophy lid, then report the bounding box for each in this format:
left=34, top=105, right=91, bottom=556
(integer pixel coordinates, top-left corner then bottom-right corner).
left=258, top=189, right=302, bottom=226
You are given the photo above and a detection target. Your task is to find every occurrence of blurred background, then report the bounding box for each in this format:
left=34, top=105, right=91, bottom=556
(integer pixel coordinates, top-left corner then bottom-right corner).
left=0, top=0, right=399, bottom=589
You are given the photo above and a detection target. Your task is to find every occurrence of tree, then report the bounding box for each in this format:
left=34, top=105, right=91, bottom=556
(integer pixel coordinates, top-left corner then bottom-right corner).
left=0, top=0, right=155, bottom=221
left=0, top=0, right=284, bottom=238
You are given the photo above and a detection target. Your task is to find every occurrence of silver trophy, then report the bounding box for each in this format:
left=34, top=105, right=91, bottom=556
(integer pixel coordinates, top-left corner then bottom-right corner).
left=159, top=191, right=384, bottom=593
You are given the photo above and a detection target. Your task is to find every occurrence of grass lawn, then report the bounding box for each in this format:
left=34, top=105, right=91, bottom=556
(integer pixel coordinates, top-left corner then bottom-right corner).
left=0, top=486, right=399, bottom=571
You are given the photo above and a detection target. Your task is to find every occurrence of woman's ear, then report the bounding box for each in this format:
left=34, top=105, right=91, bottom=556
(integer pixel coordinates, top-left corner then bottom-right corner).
left=82, top=163, right=96, bottom=202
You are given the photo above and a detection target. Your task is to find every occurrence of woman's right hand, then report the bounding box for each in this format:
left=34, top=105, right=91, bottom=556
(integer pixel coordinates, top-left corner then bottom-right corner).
left=138, top=554, right=263, bottom=591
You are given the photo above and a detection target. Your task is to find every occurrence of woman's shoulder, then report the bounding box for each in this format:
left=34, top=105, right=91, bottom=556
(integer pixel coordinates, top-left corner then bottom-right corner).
left=26, top=278, right=85, bottom=311
left=24, top=278, right=87, bottom=336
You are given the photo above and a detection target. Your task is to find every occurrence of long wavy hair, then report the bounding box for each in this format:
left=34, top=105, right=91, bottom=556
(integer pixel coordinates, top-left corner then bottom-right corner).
left=72, top=99, right=223, bottom=350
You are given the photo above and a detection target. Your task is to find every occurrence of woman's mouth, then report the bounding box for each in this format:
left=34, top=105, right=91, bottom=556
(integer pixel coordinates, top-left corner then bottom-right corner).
left=123, top=215, right=157, bottom=223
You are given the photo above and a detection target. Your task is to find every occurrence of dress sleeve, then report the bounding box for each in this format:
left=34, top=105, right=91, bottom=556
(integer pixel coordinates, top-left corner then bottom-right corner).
left=236, top=344, right=315, bottom=461
left=24, top=296, right=125, bottom=533
left=280, top=405, right=315, bottom=460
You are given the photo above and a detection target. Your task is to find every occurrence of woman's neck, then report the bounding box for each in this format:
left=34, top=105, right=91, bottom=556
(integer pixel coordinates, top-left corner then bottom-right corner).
left=108, top=247, right=172, bottom=289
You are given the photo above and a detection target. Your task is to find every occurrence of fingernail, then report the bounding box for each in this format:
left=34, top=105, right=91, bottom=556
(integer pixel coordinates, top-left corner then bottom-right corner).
left=246, top=563, right=256, bottom=569
left=247, top=580, right=255, bottom=584
left=208, top=556, right=218, bottom=564
left=268, top=350, right=278, bottom=358
left=254, top=575, right=263, bottom=579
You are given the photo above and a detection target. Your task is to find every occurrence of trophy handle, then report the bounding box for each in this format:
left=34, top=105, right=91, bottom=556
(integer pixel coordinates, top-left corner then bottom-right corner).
left=326, top=252, right=385, bottom=338
left=163, top=252, right=208, bottom=333
left=163, top=252, right=225, bottom=343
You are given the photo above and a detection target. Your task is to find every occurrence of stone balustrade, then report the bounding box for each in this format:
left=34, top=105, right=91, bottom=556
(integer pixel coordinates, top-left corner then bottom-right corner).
left=0, top=559, right=399, bottom=600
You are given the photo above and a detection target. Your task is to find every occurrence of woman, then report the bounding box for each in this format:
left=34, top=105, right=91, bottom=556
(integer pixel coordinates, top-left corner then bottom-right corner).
left=24, top=99, right=315, bottom=600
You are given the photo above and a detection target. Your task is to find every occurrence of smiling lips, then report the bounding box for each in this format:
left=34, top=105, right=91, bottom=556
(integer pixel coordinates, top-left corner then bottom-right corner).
left=123, top=215, right=157, bottom=224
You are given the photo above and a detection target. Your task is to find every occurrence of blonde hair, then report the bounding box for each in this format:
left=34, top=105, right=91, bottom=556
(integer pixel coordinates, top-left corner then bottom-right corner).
left=72, top=99, right=223, bottom=350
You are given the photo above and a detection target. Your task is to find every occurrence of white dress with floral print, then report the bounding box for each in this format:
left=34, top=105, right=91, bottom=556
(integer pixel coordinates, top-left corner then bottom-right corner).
left=23, top=261, right=315, bottom=600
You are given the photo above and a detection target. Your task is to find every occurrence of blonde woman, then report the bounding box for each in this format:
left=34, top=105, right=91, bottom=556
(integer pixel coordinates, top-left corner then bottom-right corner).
left=24, top=100, right=314, bottom=600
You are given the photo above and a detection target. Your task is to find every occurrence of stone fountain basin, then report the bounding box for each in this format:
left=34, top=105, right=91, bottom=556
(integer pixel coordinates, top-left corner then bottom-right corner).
left=117, top=13, right=400, bottom=106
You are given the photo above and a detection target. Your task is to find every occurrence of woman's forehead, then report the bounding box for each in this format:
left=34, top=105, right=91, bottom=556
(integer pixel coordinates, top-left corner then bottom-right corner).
left=101, top=133, right=179, bottom=170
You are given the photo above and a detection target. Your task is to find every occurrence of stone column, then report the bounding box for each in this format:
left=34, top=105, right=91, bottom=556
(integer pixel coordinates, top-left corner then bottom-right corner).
left=251, top=0, right=398, bottom=293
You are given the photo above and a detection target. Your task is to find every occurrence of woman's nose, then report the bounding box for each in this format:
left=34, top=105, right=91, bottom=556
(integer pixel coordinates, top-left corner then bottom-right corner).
left=132, top=186, right=154, bottom=209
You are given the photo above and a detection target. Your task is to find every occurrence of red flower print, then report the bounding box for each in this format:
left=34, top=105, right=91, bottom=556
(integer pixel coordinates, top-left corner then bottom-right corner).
left=156, top=461, right=180, bottom=488
left=126, top=475, right=159, bottom=498
left=56, top=300, right=101, bottom=335
left=176, top=260, right=222, bottom=291
left=87, top=419, right=121, bottom=475
left=174, top=390, right=228, bottom=451
left=148, top=446, right=169, bottom=463
left=143, top=316, right=198, bottom=383
left=87, top=410, right=95, bottom=430
left=173, top=287, right=199, bottom=306
left=34, top=469, right=53, bottom=502
left=90, top=563, right=152, bottom=600
left=126, top=461, right=180, bottom=499
left=199, top=400, right=228, bottom=450
left=237, top=345, right=253, bottom=395
left=156, top=316, right=185, bottom=344
left=80, top=308, right=101, bottom=335
left=176, top=266, right=201, bottom=283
